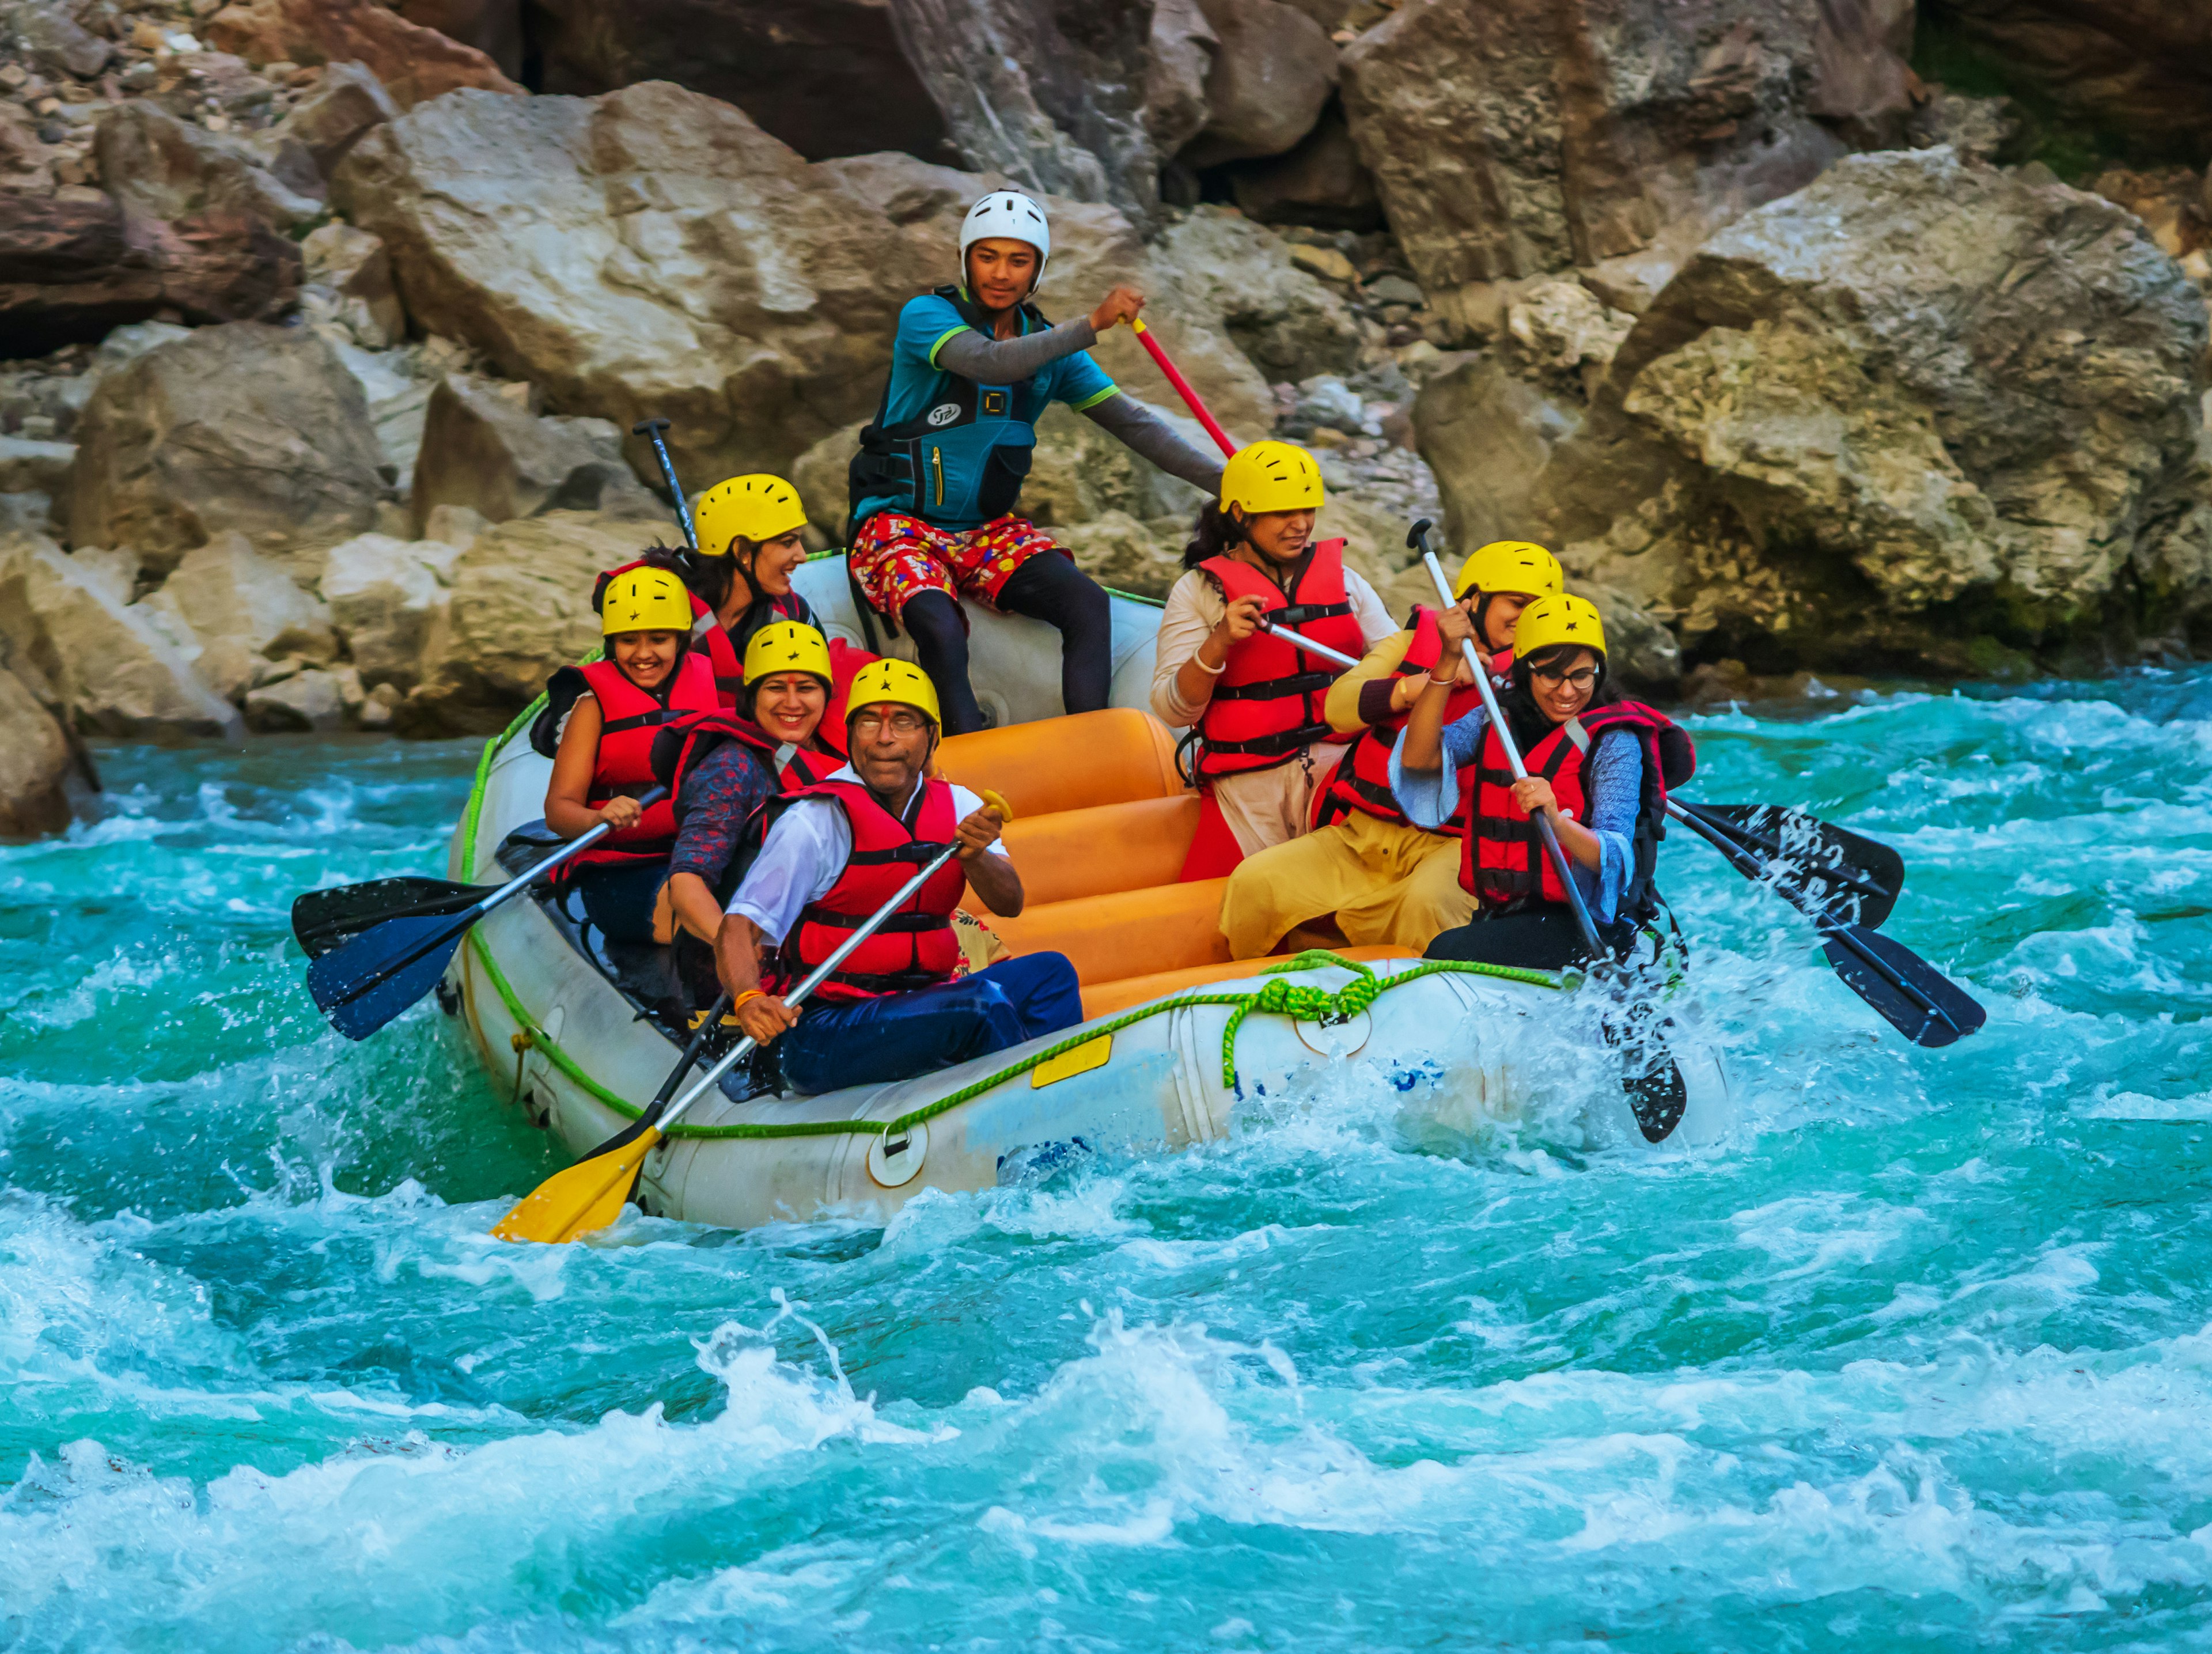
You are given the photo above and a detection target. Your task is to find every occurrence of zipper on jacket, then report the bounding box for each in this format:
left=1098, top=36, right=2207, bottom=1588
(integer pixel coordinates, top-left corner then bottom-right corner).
left=931, top=446, right=944, bottom=509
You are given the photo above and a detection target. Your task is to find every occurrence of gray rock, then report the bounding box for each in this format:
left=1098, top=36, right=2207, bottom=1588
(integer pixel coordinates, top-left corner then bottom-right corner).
left=1228, top=102, right=1381, bottom=232
left=1339, top=0, right=1908, bottom=330
left=0, top=663, right=72, bottom=837
left=1414, top=355, right=1583, bottom=554
left=1528, top=149, right=2212, bottom=673
left=319, top=531, right=460, bottom=692
left=301, top=222, right=404, bottom=349
left=245, top=665, right=356, bottom=732
left=273, top=59, right=399, bottom=177
left=69, top=322, right=390, bottom=579
left=0, top=436, right=73, bottom=496
left=1183, top=0, right=1337, bottom=168
left=93, top=102, right=326, bottom=232
left=16, top=4, right=111, bottom=79
left=408, top=373, right=662, bottom=531
left=1146, top=0, right=1218, bottom=156
left=142, top=531, right=339, bottom=687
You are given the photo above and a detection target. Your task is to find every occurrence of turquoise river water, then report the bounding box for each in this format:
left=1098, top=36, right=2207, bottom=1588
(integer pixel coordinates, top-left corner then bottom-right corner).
left=5, top=672, right=2211, bottom=1651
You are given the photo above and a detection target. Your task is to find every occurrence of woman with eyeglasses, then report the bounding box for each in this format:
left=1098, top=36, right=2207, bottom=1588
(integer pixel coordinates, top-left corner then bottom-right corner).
left=1390, top=592, right=1693, bottom=970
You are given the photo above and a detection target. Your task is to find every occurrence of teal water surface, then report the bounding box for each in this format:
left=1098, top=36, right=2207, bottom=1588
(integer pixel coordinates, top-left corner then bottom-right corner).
left=5, top=676, right=2211, bottom=1652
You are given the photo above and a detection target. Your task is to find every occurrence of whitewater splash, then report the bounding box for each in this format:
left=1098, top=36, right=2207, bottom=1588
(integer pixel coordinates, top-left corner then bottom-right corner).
left=6, top=677, right=2212, bottom=1650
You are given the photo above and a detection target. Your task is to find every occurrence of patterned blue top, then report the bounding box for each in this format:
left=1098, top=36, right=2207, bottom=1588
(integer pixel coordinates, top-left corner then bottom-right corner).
left=1389, top=706, right=1642, bottom=923
left=668, top=740, right=778, bottom=892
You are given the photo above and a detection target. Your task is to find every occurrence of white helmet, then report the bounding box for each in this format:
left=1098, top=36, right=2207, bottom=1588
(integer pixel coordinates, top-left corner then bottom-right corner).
left=959, top=190, right=1051, bottom=292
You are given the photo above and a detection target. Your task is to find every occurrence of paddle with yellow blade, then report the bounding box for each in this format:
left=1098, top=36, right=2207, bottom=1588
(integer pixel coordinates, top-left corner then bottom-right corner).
left=491, top=788, right=1012, bottom=1244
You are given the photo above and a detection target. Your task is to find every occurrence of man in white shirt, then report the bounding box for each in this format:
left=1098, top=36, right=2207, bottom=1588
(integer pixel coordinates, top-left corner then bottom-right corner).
left=711, top=658, right=1083, bottom=1094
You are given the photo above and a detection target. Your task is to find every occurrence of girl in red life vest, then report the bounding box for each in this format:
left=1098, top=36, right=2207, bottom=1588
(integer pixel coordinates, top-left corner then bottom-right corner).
left=541, top=566, right=719, bottom=945
left=1395, top=593, right=1694, bottom=971
left=1149, top=440, right=1395, bottom=880
left=1215, top=539, right=1567, bottom=960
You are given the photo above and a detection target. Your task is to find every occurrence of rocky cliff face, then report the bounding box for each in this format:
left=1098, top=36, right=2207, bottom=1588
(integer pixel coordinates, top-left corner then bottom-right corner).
left=3, top=0, right=2212, bottom=834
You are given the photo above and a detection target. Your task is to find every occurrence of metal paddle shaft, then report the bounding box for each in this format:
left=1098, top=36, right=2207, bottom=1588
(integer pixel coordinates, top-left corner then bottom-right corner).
left=631, top=417, right=698, bottom=551
left=490, top=838, right=968, bottom=1243
left=1130, top=319, right=1238, bottom=459
left=1414, top=533, right=1605, bottom=956
left=307, top=786, right=668, bottom=1040
left=1259, top=618, right=1360, bottom=672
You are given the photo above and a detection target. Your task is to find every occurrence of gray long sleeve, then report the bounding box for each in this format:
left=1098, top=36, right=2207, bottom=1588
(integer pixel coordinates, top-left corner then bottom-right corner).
left=1082, top=391, right=1226, bottom=494
left=933, top=317, right=1099, bottom=385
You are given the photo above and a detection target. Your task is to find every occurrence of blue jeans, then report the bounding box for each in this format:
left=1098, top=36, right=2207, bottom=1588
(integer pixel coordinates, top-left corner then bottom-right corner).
left=777, top=953, right=1085, bottom=1095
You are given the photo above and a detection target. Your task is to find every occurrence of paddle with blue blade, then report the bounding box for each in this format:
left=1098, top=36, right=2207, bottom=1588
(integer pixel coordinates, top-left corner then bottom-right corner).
left=304, top=786, right=668, bottom=1041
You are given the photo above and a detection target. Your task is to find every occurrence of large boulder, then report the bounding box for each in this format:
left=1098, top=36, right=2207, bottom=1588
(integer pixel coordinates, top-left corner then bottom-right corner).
left=320, top=531, right=463, bottom=692
left=531, top=0, right=957, bottom=165
left=204, top=0, right=524, bottom=108
left=1142, top=207, right=1363, bottom=388
left=0, top=195, right=299, bottom=357
left=409, top=374, right=662, bottom=530
left=1338, top=0, right=1914, bottom=331
left=1521, top=149, right=2212, bottom=673
left=393, top=0, right=523, bottom=79
left=68, top=323, right=389, bottom=578
left=1228, top=102, right=1384, bottom=231
left=1146, top=0, right=1218, bottom=157
left=1934, top=0, right=2212, bottom=155
left=0, top=535, right=245, bottom=739
left=1414, top=354, right=1585, bottom=553
left=0, top=666, right=73, bottom=838
left=333, top=84, right=937, bottom=490
left=93, top=103, right=326, bottom=233
left=1180, top=0, right=1337, bottom=169
left=397, top=510, right=658, bottom=735
left=140, top=531, right=339, bottom=700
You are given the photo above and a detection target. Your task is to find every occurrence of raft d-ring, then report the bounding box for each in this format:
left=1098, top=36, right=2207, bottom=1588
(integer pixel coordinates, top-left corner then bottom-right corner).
left=868, top=1121, right=929, bottom=1188
left=1295, top=1009, right=1371, bottom=1059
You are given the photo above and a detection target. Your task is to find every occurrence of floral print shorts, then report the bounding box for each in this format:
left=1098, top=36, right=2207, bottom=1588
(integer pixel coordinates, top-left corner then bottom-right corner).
left=849, top=512, right=1066, bottom=621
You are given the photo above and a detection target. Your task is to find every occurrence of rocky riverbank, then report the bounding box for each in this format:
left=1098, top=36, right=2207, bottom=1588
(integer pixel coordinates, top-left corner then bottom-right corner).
left=2, top=0, right=2210, bottom=829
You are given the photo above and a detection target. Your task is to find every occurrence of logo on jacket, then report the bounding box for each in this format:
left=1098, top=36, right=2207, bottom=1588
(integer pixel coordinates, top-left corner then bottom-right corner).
left=926, top=403, right=961, bottom=427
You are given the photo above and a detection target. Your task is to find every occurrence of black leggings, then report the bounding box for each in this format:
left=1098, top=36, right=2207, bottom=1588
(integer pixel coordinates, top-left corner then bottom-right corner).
left=1423, top=907, right=1637, bottom=971
left=901, top=555, right=1113, bottom=737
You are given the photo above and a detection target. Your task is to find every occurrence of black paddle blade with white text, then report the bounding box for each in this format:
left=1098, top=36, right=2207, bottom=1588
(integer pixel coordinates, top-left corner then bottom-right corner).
left=292, top=877, right=486, bottom=958
left=1820, top=923, right=1986, bottom=1048
left=307, top=911, right=474, bottom=1040
left=1680, top=803, right=1904, bottom=929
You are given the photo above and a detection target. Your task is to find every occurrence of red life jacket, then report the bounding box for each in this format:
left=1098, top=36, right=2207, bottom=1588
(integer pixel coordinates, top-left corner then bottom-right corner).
left=1312, top=606, right=1510, bottom=833
left=565, top=651, right=719, bottom=870
left=1194, top=538, right=1366, bottom=779
left=778, top=743, right=842, bottom=789
left=783, top=776, right=967, bottom=1002
left=1457, top=700, right=1694, bottom=919
left=648, top=707, right=780, bottom=801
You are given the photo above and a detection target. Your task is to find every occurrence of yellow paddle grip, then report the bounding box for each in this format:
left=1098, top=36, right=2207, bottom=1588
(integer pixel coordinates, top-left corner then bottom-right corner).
left=979, top=787, right=1013, bottom=823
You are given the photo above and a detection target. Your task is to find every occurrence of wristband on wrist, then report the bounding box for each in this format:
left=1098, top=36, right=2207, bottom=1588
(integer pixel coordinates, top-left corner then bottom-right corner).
left=731, top=988, right=766, bottom=1012
left=1192, top=652, right=1226, bottom=676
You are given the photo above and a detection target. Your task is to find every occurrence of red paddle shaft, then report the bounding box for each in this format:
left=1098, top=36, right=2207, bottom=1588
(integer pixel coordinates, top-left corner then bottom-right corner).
left=1131, top=319, right=1238, bottom=459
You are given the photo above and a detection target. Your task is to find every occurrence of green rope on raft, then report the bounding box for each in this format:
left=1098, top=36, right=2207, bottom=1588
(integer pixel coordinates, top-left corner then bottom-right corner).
left=467, top=930, right=1560, bottom=1142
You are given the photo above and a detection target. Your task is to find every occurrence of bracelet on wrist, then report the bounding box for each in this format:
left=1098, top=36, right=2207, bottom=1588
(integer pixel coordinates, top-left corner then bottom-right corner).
left=731, top=988, right=766, bottom=1012
left=1427, top=671, right=1458, bottom=689
left=1192, top=653, right=1226, bottom=676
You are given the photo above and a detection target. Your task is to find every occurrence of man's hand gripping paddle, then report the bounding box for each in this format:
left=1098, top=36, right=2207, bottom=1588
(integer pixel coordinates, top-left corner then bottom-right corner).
left=490, top=790, right=1013, bottom=1244
left=302, top=788, right=669, bottom=1041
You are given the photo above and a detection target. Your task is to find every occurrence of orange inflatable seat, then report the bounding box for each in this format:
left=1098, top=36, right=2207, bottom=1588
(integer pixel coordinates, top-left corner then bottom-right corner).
left=987, top=877, right=1234, bottom=987
left=937, top=707, right=1185, bottom=816
left=980, top=794, right=1200, bottom=907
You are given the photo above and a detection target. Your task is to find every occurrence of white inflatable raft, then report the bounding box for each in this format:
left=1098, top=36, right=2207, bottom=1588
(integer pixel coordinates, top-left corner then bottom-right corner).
left=442, top=556, right=1729, bottom=1230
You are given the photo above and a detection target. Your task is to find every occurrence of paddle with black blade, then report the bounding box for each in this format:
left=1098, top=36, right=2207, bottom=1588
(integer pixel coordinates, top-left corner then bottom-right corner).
left=1661, top=801, right=1983, bottom=1047
left=491, top=829, right=982, bottom=1246
left=1405, top=527, right=1688, bottom=1141
left=304, top=786, right=668, bottom=1042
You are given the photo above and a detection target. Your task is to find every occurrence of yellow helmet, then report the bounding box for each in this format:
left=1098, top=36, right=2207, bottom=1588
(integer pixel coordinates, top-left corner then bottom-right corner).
left=844, top=657, right=941, bottom=729
left=1455, top=539, right=1563, bottom=600
left=1219, top=440, right=1324, bottom=516
left=694, top=474, right=809, bottom=555
left=742, top=620, right=833, bottom=688
left=600, top=566, right=693, bottom=635
left=1512, top=593, right=1607, bottom=662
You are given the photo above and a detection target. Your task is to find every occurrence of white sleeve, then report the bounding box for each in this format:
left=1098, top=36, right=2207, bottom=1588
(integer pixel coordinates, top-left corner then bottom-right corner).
left=727, top=798, right=851, bottom=944
left=947, top=784, right=1011, bottom=857
left=1344, top=568, right=1399, bottom=649
left=1150, top=570, right=1220, bottom=727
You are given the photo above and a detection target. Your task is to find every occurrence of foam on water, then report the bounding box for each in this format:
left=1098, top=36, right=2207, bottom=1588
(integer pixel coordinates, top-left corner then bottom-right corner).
left=6, top=683, right=2212, bottom=1651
